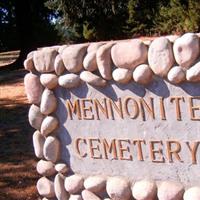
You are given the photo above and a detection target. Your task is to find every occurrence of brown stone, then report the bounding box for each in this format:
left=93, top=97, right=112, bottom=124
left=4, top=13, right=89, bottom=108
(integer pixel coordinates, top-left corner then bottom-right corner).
left=43, top=136, right=60, bottom=163
left=64, top=174, right=84, bottom=194
left=40, top=73, right=58, bottom=89
left=37, top=177, right=55, bottom=198
left=24, top=73, right=43, bottom=105
left=80, top=71, right=106, bottom=87
left=96, top=43, right=114, bottom=80
left=28, top=104, right=44, bottom=130
left=148, top=37, right=174, bottom=77
left=111, top=39, right=147, bottom=70
left=33, top=130, right=45, bottom=158
left=33, top=48, right=57, bottom=72
left=157, top=181, right=184, bottom=200
left=61, top=43, right=88, bottom=73
left=40, top=89, right=57, bottom=115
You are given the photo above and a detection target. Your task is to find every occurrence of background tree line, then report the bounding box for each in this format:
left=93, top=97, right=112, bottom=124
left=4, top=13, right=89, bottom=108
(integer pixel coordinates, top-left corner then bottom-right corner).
left=0, top=0, right=200, bottom=68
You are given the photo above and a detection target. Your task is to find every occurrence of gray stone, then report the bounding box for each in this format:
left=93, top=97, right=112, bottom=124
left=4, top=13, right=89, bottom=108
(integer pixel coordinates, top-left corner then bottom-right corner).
left=157, top=181, right=184, bottom=200
left=96, top=43, right=114, bottom=80
left=184, top=187, right=200, bottom=200
left=112, top=68, right=132, bottom=84
left=41, top=116, right=59, bottom=137
left=33, top=130, right=45, bottom=158
left=133, top=64, right=153, bottom=85
left=24, top=73, right=43, bottom=104
left=37, top=177, right=55, bottom=198
left=84, top=176, right=106, bottom=193
left=83, top=51, right=98, bottom=72
left=61, top=43, right=88, bottom=73
left=33, top=48, right=57, bottom=72
left=43, top=136, right=60, bottom=163
left=24, top=57, right=35, bottom=71
left=36, top=160, right=56, bottom=176
left=54, top=54, right=65, bottom=75
left=69, top=195, right=83, bottom=200
left=148, top=37, right=174, bottom=77
left=131, top=179, right=157, bottom=200
left=111, top=39, right=147, bottom=69
left=186, top=61, right=200, bottom=82
left=40, top=73, right=58, bottom=89
left=80, top=71, right=106, bottom=87
left=64, top=174, right=84, bottom=194
left=58, top=74, right=81, bottom=88
left=54, top=174, right=69, bottom=200
left=106, top=177, right=131, bottom=200
left=40, top=89, right=57, bottom=115
left=167, top=66, right=185, bottom=84
left=173, top=33, right=200, bottom=69
left=28, top=104, right=44, bottom=130
left=82, top=190, right=101, bottom=200
left=55, top=163, right=69, bottom=174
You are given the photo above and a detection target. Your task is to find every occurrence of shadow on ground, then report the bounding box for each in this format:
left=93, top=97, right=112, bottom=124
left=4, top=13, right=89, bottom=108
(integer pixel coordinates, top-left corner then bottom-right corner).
left=0, top=70, right=40, bottom=200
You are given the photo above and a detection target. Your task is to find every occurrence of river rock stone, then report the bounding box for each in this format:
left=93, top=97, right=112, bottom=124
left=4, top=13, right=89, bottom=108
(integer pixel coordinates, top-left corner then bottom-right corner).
left=58, top=45, right=68, bottom=54
left=61, top=43, right=88, bottom=73
left=133, top=64, right=153, bottom=85
left=184, top=187, right=200, bottom=200
left=148, top=37, right=174, bottom=77
left=157, top=181, right=184, bottom=200
left=55, top=174, right=69, bottom=200
left=28, top=104, right=44, bottom=130
left=84, top=176, right=106, bottom=193
left=41, top=116, right=59, bottom=136
left=40, top=89, right=57, bottom=115
left=64, top=174, right=84, bottom=194
left=24, top=73, right=43, bottom=104
left=69, top=195, right=83, bottom=200
left=143, top=40, right=152, bottom=46
left=112, top=68, right=132, bottom=84
left=27, top=50, right=35, bottom=58
left=43, top=136, right=60, bottom=163
left=96, top=43, right=114, bottom=80
left=33, top=130, right=45, bottom=158
left=186, top=61, right=200, bottom=82
left=33, top=48, right=57, bottom=72
left=165, top=35, right=180, bottom=43
left=80, top=71, right=106, bottom=87
left=40, top=74, right=58, bottom=89
left=173, top=33, right=200, bottom=69
left=37, top=177, right=55, bottom=198
left=83, top=51, right=98, bottom=72
left=58, top=74, right=81, bottom=88
left=36, top=160, right=56, bottom=176
left=131, top=180, right=157, bottom=200
left=54, top=54, right=65, bottom=75
left=82, top=190, right=101, bottom=200
left=24, top=57, right=35, bottom=71
left=87, top=42, right=104, bottom=53
left=106, top=177, right=131, bottom=200
left=167, top=66, right=185, bottom=84
left=55, top=163, right=69, bottom=174
left=111, top=39, right=147, bottom=69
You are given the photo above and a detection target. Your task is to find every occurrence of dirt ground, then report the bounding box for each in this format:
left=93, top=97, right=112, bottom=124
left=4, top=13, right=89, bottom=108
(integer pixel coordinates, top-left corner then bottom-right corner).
left=0, top=51, right=40, bottom=200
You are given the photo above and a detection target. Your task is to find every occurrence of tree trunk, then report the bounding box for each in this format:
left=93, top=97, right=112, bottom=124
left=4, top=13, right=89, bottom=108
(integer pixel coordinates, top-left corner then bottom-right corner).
left=0, top=0, right=36, bottom=72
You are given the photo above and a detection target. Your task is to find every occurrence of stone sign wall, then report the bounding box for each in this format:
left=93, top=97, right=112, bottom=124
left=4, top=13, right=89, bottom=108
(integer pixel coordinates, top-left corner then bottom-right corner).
left=24, top=33, right=200, bottom=200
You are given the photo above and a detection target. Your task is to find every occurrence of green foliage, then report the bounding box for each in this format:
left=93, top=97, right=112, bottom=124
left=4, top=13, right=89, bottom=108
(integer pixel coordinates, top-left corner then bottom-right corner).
left=0, top=0, right=60, bottom=51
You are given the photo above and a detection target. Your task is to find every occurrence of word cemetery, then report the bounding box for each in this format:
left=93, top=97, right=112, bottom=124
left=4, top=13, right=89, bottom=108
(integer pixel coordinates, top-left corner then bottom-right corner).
left=25, top=33, right=200, bottom=200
